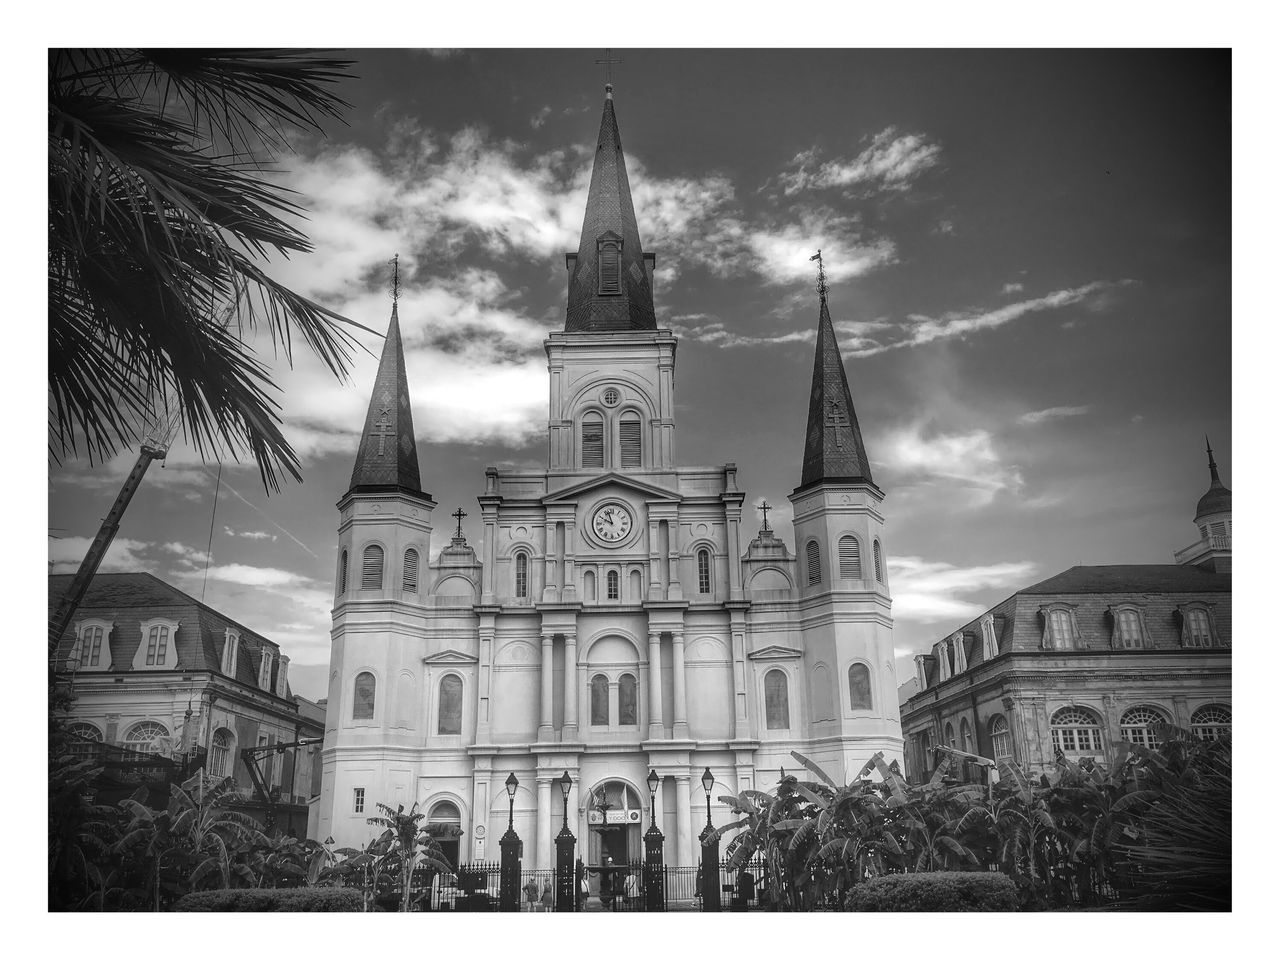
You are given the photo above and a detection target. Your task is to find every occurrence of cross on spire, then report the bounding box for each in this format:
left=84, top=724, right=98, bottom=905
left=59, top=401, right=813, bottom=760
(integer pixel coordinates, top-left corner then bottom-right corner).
left=390, top=253, right=401, bottom=303
left=595, top=48, right=623, bottom=86
left=810, top=249, right=828, bottom=303
left=373, top=405, right=392, bottom=456
left=451, top=507, right=468, bottom=543
left=758, top=500, right=772, bottom=532
left=826, top=399, right=849, bottom=449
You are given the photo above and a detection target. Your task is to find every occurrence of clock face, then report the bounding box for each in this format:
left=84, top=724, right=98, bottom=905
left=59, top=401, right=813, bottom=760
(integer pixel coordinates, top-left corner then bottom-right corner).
left=592, top=503, right=632, bottom=543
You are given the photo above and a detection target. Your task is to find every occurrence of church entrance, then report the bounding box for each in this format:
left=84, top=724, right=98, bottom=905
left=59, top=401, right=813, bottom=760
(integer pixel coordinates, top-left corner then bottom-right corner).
left=584, top=780, right=643, bottom=908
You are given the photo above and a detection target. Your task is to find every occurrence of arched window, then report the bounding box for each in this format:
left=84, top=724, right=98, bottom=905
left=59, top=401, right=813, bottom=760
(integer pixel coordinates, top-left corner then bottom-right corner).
left=339, top=549, right=348, bottom=594
left=1051, top=706, right=1103, bottom=755
left=848, top=663, right=872, bottom=710
left=438, top=675, right=463, bottom=735
left=581, top=413, right=604, bottom=468
left=618, top=674, right=637, bottom=725
left=514, top=553, right=529, bottom=599
left=67, top=722, right=103, bottom=762
left=944, top=722, right=956, bottom=749
left=960, top=718, right=973, bottom=753
left=598, top=240, right=621, bottom=295
left=619, top=413, right=641, bottom=469
left=764, top=669, right=790, bottom=730
left=1042, top=606, right=1078, bottom=649
left=607, top=570, right=619, bottom=600
left=361, top=545, right=384, bottom=590
left=1183, top=608, right=1214, bottom=647
left=590, top=675, right=609, bottom=726
left=353, top=672, right=376, bottom=720
left=208, top=728, right=233, bottom=778
left=1120, top=705, right=1168, bottom=748
left=873, top=540, right=885, bottom=583
left=403, top=548, right=419, bottom=593
left=1112, top=608, right=1145, bottom=649
left=1191, top=704, right=1231, bottom=742
left=838, top=536, right=862, bottom=579
left=697, top=549, right=711, bottom=595
left=124, top=720, right=169, bottom=758
left=805, top=541, right=821, bottom=587
left=989, top=715, right=1012, bottom=761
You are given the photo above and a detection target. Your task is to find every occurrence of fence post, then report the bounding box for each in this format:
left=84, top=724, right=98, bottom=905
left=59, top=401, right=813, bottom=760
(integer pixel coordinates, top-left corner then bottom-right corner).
left=555, top=823, right=577, bottom=911
left=499, top=823, right=523, bottom=911
left=644, top=817, right=665, bottom=911
left=699, top=823, right=721, bottom=912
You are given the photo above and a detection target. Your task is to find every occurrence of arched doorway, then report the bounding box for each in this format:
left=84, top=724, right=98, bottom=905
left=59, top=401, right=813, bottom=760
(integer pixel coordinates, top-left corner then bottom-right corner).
left=585, top=780, right=643, bottom=870
left=427, top=800, right=462, bottom=869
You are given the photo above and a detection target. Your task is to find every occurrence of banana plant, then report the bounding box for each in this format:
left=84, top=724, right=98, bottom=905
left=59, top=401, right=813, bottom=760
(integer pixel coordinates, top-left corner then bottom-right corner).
left=365, top=802, right=460, bottom=912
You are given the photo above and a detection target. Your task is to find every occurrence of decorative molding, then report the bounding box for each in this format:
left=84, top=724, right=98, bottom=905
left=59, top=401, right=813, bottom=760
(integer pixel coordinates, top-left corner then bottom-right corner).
left=746, top=644, right=804, bottom=661
left=423, top=649, right=480, bottom=666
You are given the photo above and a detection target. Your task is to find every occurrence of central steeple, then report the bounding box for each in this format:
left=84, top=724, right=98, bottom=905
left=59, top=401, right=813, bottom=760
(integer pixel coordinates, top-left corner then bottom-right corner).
left=564, top=84, right=657, bottom=332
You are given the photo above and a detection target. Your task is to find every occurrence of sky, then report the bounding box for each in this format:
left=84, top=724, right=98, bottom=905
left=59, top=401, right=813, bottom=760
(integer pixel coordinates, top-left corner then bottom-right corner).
left=46, top=49, right=1231, bottom=703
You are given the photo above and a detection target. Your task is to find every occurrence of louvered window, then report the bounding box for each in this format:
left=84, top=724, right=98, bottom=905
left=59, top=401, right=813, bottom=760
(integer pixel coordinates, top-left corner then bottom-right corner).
left=873, top=540, right=885, bottom=583
left=619, top=416, right=641, bottom=468
left=403, top=548, right=419, bottom=593
left=838, top=536, right=862, bottom=579
left=339, top=550, right=348, bottom=594
left=806, top=541, right=822, bottom=586
left=697, top=549, right=711, bottom=595
left=515, top=553, right=529, bottom=598
left=146, top=626, right=169, bottom=666
left=599, top=242, right=621, bottom=294
left=582, top=417, right=604, bottom=468
left=362, top=545, right=384, bottom=590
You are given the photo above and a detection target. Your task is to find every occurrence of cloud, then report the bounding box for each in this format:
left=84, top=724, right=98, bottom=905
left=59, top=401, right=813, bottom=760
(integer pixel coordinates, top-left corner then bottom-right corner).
left=180, top=564, right=313, bottom=588
left=530, top=106, right=552, bottom=129
left=775, top=127, right=943, bottom=196
left=876, top=423, right=1024, bottom=506
left=1018, top=405, right=1091, bottom=425
left=1002, top=282, right=1025, bottom=295
left=888, top=556, right=1037, bottom=624
left=224, top=526, right=277, bottom=541
left=48, top=536, right=156, bottom=574
left=746, top=215, right=897, bottom=286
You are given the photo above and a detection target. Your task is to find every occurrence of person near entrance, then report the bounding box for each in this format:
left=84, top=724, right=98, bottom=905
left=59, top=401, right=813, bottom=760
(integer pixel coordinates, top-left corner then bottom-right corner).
left=523, top=877, right=539, bottom=912
left=599, top=855, right=616, bottom=910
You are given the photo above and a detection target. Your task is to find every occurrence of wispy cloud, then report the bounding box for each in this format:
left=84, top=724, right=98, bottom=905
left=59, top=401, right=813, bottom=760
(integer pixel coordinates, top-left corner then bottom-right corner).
left=224, top=527, right=277, bottom=542
left=1018, top=405, right=1091, bottom=425
left=775, top=127, right=943, bottom=196
left=876, top=423, right=1024, bottom=506
left=1002, top=282, right=1025, bottom=295
left=530, top=106, right=552, bottom=129
left=49, top=536, right=156, bottom=575
left=888, top=556, right=1037, bottom=625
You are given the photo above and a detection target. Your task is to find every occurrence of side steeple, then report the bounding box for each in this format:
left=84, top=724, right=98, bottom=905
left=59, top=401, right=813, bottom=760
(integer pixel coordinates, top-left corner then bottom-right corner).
left=796, top=253, right=875, bottom=492
left=348, top=256, right=425, bottom=497
left=564, top=84, right=657, bottom=332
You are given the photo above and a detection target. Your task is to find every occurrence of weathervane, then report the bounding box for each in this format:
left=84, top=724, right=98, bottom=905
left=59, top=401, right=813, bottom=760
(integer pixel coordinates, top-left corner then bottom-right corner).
left=809, top=249, right=827, bottom=303
left=758, top=500, right=772, bottom=533
left=390, top=253, right=401, bottom=303
left=595, top=48, right=623, bottom=86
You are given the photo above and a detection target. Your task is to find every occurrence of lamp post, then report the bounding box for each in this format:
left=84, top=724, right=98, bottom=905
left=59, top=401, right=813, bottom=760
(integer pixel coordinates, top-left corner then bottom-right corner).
left=699, top=766, right=720, bottom=912
left=554, top=770, right=577, bottom=912
left=644, top=768, right=664, bottom=911
left=498, top=772, right=522, bottom=912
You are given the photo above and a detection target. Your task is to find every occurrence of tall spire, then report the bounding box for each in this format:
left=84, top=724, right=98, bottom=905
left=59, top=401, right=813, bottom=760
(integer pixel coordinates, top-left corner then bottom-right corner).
left=564, top=85, right=657, bottom=332
left=348, top=255, right=425, bottom=496
left=1194, top=436, right=1230, bottom=521
left=796, top=251, right=875, bottom=492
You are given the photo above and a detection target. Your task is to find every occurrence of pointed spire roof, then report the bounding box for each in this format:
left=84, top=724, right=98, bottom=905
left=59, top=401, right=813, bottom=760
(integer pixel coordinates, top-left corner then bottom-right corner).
left=348, top=285, right=426, bottom=498
left=796, top=262, right=875, bottom=492
left=564, top=84, right=657, bottom=332
left=1194, top=437, right=1231, bottom=521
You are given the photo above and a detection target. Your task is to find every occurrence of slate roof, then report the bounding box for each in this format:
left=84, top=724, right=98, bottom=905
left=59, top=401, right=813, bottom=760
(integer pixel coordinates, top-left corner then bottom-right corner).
left=348, top=302, right=427, bottom=497
left=1018, top=564, right=1231, bottom=595
left=796, top=293, right=875, bottom=491
left=564, top=86, right=657, bottom=332
left=48, top=572, right=293, bottom=698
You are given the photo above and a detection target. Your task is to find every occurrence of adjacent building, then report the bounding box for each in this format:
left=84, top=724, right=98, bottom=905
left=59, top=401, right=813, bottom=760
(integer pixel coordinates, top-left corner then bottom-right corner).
left=899, top=446, right=1232, bottom=781
left=316, top=82, right=904, bottom=867
left=50, top=572, right=324, bottom=835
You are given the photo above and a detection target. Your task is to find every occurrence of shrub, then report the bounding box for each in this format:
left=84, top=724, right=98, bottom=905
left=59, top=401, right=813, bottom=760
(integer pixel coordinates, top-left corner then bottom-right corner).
left=173, top=888, right=363, bottom=912
left=848, top=872, right=1019, bottom=912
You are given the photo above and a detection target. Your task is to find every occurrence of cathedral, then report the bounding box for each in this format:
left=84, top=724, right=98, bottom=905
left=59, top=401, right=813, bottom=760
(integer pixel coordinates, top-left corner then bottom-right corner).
left=315, top=84, right=903, bottom=869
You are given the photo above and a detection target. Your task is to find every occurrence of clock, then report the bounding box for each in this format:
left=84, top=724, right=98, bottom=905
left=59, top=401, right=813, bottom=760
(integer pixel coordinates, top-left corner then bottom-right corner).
left=591, top=503, right=633, bottom=543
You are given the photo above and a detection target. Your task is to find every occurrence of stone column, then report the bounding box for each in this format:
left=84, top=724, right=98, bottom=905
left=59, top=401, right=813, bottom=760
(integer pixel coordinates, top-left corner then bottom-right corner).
left=562, top=628, right=578, bottom=739
left=675, top=774, right=693, bottom=868
left=647, top=518, right=662, bottom=600
left=477, top=621, right=495, bottom=742
left=539, top=633, right=554, bottom=742
left=536, top=778, right=552, bottom=871
left=672, top=630, right=689, bottom=739
left=647, top=630, right=664, bottom=740
left=562, top=520, right=578, bottom=601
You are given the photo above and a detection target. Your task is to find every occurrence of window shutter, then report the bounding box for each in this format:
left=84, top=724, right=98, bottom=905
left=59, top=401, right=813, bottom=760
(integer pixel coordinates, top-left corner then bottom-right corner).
left=362, top=545, right=384, bottom=590
left=582, top=420, right=604, bottom=468
left=599, top=244, right=621, bottom=294
left=806, top=541, right=821, bottom=586
left=838, top=536, right=862, bottom=579
left=619, top=417, right=641, bottom=468
left=403, top=549, right=419, bottom=593
left=339, top=550, right=348, bottom=593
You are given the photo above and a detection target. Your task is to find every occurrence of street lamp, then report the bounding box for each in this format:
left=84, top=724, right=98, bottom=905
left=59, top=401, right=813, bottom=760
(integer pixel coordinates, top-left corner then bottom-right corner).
left=644, top=769, right=665, bottom=912
left=554, top=771, right=576, bottom=912
left=647, top=768, right=659, bottom=828
left=505, top=772, right=519, bottom=829
left=701, top=766, right=714, bottom=828
left=559, top=770, right=572, bottom=823
left=699, top=766, right=720, bottom=911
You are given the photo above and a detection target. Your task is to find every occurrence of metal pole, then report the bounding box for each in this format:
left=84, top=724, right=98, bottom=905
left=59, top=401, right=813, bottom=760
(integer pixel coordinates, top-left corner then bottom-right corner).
left=700, top=792, right=720, bottom=911
left=555, top=790, right=577, bottom=911
left=499, top=794, right=522, bottom=912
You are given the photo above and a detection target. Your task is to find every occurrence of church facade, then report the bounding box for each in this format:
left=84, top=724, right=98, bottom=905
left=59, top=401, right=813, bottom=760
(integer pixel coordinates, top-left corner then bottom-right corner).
left=315, top=84, right=903, bottom=869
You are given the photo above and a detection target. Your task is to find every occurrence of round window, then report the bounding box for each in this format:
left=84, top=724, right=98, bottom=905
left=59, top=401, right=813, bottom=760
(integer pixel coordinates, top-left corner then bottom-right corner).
left=602, top=388, right=620, bottom=407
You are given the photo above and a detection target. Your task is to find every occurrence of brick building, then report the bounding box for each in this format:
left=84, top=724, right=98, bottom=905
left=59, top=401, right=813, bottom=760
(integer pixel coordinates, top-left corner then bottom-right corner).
left=899, top=446, right=1232, bottom=781
left=50, top=572, right=324, bottom=835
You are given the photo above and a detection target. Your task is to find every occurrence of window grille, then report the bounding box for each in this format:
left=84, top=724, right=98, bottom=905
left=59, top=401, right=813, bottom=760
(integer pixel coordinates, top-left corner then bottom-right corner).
left=618, top=674, right=637, bottom=725
left=599, top=243, right=621, bottom=294
left=438, top=675, right=463, bottom=735
left=353, top=672, right=376, bottom=719
left=582, top=418, right=604, bottom=468
left=1120, top=705, right=1168, bottom=748
left=1190, top=704, right=1231, bottom=741
left=806, top=541, right=821, bottom=586
left=838, top=536, right=862, bottom=579
left=403, top=549, right=419, bottom=593
left=697, top=549, right=711, bottom=595
left=990, top=715, right=1012, bottom=760
left=602, top=388, right=620, bottom=406
left=361, top=545, right=384, bottom=590
left=1050, top=706, right=1103, bottom=754
left=765, top=669, right=790, bottom=730
left=619, top=416, right=641, bottom=468
left=607, top=570, right=619, bottom=599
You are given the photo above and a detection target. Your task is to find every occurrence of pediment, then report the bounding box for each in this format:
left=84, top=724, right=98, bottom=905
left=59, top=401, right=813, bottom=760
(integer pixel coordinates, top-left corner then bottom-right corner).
left=543, top=472, right=680, bottom=505
left=747, top=644, right=804, bottom=661
left=423, top=649, right=478, bottom=665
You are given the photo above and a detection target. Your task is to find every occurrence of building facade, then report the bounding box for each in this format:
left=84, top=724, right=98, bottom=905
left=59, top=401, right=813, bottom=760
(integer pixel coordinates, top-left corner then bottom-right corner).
left=316, top=84, right=903, bottom=867
left=899, top=447, right=1232, bottom=782
left=51, top=572, right=323, bottom=835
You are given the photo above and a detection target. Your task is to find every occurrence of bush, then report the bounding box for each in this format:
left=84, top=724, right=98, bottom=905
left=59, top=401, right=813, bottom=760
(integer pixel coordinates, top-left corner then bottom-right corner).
left=848, top=872, right=1019, bottom=912
left=173, top=888, right=364, bottom=912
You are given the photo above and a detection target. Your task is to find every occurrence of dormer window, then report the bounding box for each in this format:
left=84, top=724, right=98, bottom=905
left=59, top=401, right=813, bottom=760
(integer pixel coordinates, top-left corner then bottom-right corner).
left=598, top=239, right=622, bottom=295
left=221, top=629, right=240, bottom=677
left=259, top=649, right=274, bottom=690
left=132, top=618, right=179, bottom=671
left=1178, top=603, right=1221, bottom=648
left=979, top=614, right=999, bottom=661
left=1040, top=604, right=1080, bottom=650
left=1108, top=605, right=1150, bottom=650
left=70, top=619, right=113, bottom=671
